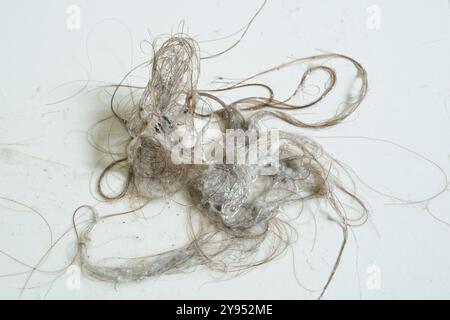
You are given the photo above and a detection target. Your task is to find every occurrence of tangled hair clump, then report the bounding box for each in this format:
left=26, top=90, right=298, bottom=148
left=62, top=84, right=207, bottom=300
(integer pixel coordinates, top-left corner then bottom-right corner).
left=75, top=32, right=369, bottom=298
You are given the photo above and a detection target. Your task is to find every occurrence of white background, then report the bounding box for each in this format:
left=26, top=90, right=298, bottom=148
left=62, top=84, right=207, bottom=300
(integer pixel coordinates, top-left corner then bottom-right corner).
left=0, top=0, right=449, bottom=299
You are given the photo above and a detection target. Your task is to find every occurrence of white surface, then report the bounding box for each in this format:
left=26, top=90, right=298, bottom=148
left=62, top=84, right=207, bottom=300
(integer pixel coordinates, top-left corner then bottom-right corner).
left=0, top=0, right=449, bottom=299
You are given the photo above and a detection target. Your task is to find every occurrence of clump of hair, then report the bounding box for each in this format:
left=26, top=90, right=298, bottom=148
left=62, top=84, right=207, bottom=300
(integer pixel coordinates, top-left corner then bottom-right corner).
left=73, top=25, right=369, bottom=298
